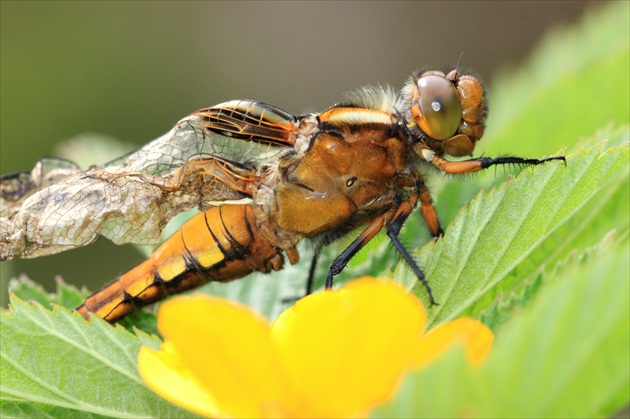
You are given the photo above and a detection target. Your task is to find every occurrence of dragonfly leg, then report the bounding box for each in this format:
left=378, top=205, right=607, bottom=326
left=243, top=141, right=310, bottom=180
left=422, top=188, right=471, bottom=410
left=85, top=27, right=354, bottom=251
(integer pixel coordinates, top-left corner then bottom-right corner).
left=419, top=147, right=566, bottom=175
left=305, top=250, right=320, bottom=296
left=386, top=193, right=437, bottom=306
left=279, top=247, right=320, bottom=305
left=325, top=192, right=437, bottom=306
left=418, top=180, right=443, bottom=239
left=325, top=212, right=389, bottom=289
left=282, top=246, right=321, bottom=305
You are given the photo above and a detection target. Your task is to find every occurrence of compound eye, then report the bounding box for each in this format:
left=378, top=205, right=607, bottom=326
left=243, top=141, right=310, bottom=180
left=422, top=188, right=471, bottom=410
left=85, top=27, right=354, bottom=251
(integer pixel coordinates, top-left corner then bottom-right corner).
left=414, top=75, right=462, bottom=140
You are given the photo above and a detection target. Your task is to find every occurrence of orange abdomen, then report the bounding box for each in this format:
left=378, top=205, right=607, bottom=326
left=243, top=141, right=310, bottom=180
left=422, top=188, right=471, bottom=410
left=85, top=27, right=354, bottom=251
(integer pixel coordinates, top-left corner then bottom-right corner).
left=76, top=204, right=282, bottom=322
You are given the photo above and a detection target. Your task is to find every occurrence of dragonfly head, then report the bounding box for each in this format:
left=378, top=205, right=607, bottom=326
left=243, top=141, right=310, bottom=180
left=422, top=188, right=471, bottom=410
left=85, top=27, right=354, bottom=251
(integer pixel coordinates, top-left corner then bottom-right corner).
left=403, top=69, right=487, bottom=157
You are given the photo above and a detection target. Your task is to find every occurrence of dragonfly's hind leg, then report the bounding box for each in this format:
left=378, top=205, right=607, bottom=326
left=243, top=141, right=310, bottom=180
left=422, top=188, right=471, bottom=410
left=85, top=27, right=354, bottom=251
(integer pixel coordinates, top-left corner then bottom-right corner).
left=324, top=212, right=388, bottom=290
left=323, top=191, right=436, bottom=304
left=305, top=250, right=320, bottom=296
left=279, top=249, right=320, bottom=305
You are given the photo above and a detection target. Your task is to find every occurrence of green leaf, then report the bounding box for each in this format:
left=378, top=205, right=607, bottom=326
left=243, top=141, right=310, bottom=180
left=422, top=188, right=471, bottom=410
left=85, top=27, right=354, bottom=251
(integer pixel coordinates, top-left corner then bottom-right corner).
left=0, top=297, right=196, bottom=418
left=464, top=126, right=629, bottom=327
left=0, top=400, right=111, bottom=418
left=374, top=238, right=629, bottom=418
left=6, top=277, right=52, bottom=309
left=382, top=0, right=630, bottom=327
left=478, top=242, right=630, bottom=418
left=408, top=139, right=628, bottom=327
left=482, top=1, right=629, bottom=156
left=374, top=4, right=630, bottom=416
left=8, top=276, right=87, bottom=310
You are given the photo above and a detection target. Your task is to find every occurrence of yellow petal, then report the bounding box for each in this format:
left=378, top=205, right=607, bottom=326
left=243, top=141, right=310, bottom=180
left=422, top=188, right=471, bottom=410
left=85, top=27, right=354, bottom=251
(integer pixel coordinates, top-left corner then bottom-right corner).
left=271, top=277, right=427, bottom=418
left=138, top=342, right=220, bottom=418
left=156, top=295, right=288, bottom=418
left=414, top=317, right=494, bottom=369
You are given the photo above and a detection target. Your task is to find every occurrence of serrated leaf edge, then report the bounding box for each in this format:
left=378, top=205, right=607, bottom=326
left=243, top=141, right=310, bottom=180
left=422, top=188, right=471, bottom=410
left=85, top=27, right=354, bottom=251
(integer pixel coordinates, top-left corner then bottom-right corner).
left=420, top=141, right=628, bottom=324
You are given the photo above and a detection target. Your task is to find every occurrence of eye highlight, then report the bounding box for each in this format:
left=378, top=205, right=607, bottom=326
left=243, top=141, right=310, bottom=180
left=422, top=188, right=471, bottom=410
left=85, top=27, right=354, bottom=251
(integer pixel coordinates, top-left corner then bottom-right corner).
left=411, top=74, right=462, bottom=140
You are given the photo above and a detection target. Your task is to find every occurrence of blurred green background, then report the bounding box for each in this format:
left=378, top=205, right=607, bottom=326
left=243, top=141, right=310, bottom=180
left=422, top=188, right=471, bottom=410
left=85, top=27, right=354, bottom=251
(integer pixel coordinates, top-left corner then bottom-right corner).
left=1, top=1, right=600, bottom=301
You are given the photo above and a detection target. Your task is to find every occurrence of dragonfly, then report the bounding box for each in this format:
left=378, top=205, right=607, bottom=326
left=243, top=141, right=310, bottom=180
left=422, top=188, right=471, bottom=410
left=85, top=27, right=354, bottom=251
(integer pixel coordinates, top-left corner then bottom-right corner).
left=0, top=69, right=565, bottom=323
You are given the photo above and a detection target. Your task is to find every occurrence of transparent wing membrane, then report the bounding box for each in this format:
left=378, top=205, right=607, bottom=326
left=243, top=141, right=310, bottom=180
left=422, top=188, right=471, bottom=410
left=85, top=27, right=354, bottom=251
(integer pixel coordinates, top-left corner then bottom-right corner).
left=1, top=101, right=298, bottom=260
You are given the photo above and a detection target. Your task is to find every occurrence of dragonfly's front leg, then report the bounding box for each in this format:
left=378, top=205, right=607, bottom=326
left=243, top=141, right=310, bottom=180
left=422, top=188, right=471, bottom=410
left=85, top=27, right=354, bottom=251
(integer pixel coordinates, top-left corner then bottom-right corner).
left=417, top=146, right=566, bottom=175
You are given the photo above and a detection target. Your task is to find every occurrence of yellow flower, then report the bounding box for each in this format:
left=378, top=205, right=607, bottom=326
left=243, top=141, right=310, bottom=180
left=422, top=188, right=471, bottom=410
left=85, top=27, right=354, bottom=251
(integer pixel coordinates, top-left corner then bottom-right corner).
left=138, top=277, right=493, bottom=418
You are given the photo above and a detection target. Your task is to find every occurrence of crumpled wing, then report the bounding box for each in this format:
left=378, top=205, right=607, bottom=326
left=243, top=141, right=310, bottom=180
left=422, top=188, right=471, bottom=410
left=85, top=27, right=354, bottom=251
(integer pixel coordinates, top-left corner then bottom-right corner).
left=0, top=100, right=298, bottom=260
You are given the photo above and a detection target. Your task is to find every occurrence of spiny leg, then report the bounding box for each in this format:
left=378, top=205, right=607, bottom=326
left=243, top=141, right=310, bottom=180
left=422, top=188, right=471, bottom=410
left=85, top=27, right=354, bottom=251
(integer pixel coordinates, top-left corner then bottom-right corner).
left=386, top=231, right=436, bottom=306
left=418, top=146, right=566, bottom=175
left=325, top=194, right=437, bottom=305
left=325, top=213, right=389, bottom=289
left=386, top=195, right=437, bottom=306
left=305, top=250, right=320, bottom=296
